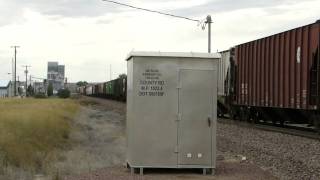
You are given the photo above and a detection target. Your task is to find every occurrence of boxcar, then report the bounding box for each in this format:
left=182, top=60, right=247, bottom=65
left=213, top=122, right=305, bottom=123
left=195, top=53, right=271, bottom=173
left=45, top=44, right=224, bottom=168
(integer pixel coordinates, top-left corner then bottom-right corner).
left=85, top=85, right=93, bottom=96
left=106, top=80, right=115, bottom=98
left=78, top=86, right=83, bottom=95
left=218, top=50, right=232, bottom=117
left=228, top=20, right=320, bottom=130
left=79, top=86, right=84, bottom=94
left=114, top=77, right=127, bottom=101
left=97, top=83, right=105, bottom=97
left=94, top=84, right=99, bottom=97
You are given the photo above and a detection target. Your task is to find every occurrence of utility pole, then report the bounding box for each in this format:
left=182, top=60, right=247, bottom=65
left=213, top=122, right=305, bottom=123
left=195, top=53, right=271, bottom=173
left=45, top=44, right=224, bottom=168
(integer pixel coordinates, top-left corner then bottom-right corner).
left=205, top=15, right=212, bottom=53
left=11, top=58, right=14, bottom=82
left=11, top=46, right=20, bottom=96
left=22, top=65, right=31, bottom=96
left=29, top=75, right=32, bottom=95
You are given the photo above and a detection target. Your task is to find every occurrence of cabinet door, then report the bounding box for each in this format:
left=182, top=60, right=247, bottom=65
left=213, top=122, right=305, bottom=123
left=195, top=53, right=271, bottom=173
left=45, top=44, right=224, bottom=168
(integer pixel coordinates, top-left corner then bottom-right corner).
left=178, top=69, right=215, bottom=165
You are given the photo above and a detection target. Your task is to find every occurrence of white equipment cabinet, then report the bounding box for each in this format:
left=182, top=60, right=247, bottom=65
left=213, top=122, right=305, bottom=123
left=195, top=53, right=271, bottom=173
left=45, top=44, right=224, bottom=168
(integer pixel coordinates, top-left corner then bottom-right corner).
left=126, top=51, right=220, bottom=175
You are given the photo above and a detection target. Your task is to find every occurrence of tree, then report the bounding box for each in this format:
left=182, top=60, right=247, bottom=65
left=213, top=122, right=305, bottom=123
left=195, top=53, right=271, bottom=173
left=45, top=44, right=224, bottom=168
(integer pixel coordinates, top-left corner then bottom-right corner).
left=76, top=81, right=88, bottom=87
left=118, top=74, right=127, bottom=79
left=27, top=84, right=34, bottom=97
left=57, top=89, right=70, bottom=98
left=18, top=87, right=23, bottom=96
left=47, top=82, right=53, bottom=96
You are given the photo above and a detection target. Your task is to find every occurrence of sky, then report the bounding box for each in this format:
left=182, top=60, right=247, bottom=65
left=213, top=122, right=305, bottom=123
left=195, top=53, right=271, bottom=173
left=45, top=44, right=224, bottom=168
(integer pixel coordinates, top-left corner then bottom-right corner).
left=0, top=0, right=319, bottom=83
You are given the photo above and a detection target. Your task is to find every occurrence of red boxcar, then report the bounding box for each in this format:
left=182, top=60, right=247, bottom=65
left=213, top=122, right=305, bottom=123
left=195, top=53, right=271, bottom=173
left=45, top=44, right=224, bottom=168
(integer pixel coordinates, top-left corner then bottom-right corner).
left=229, top=20, right=320, bottom=128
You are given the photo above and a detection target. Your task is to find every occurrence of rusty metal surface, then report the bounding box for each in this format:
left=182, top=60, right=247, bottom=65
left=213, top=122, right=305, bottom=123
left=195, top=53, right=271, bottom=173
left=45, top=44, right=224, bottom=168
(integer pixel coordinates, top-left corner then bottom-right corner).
left=234, top=21, right=320, bottom=110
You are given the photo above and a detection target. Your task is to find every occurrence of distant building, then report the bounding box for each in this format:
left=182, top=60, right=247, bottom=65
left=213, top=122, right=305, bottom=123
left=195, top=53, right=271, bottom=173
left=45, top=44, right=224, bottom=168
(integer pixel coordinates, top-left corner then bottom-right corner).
left=0, top=80, right=9, bottom=98
left=8, top=81, right=26, bottom=97
left=0, top=80, right=27, bottom=97
left=33, top=81, right=46, bottom=94
left=47, top=62, right=65, bottom=91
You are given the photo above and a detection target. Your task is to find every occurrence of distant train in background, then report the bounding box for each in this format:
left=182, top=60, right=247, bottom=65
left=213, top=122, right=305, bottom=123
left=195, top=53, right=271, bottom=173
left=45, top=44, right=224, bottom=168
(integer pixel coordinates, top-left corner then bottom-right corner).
left=77, top=76, right=127, bottom=102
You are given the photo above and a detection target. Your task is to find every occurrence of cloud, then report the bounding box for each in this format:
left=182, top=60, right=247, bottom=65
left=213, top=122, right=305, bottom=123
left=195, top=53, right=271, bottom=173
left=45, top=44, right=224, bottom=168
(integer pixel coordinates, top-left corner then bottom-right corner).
left=0, top=1, right=25, bottom=27
left=170, top=0, right=317, bottom=18
left=0, top=0, right=319, bottom=27
left=0, top=0, right=124, bottom=27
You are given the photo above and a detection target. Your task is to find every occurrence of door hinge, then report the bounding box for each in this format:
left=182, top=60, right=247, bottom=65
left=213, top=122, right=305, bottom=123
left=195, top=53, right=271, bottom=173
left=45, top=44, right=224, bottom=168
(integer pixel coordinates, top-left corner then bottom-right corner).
left=174, top=146, right=178, bottom=153
left=176, top=83, right=181, bottom=89
left=176, top=113, right=181, bottom=121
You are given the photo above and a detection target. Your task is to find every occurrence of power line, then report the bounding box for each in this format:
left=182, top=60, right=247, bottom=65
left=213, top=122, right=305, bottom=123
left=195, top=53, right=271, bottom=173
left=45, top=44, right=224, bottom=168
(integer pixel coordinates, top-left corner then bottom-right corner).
left=102, top=0, right=201, bottom=23
left=101, top=0, right=213, bottom=53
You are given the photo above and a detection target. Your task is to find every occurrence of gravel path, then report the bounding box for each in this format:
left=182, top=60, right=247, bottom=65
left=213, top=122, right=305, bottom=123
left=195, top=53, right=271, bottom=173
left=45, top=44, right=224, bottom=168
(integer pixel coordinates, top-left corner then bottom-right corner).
left=50, top=97, right=127, bottom=178
left=217, top=120, right=320, bottom=180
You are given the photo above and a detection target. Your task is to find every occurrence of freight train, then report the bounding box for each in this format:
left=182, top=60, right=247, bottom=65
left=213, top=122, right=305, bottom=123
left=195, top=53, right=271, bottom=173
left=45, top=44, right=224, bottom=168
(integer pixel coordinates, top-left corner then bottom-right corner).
left=78, top=20, right=319, bottom=132
left=218, top=19, right=320, bottom=132
left=77, top=76, right=127, bottom=102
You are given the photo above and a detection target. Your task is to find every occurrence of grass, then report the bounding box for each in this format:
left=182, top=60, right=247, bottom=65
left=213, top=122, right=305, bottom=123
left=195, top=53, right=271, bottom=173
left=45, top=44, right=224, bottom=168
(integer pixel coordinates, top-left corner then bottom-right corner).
left=0, top=98, right=79, bottom=173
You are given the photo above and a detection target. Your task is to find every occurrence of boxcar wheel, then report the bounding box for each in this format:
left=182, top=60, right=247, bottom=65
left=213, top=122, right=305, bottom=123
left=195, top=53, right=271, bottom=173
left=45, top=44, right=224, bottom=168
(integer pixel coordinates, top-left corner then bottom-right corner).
left=240, top=107, right=249, bottom=122
left=217, top=108, right=223, bottom=118
left=314, top=115, right=320, bottom=134
left=253, top=112, right=259, bottom=124
left=280, top=120, right=284, bottom=127
left=230, top=107, right=237, bottom=120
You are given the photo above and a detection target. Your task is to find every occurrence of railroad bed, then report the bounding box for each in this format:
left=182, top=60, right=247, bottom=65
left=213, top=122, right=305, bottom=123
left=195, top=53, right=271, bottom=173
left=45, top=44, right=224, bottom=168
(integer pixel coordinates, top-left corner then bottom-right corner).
left=219, top=118, right=320, bottom=140
left=217, top=118, right=320, bottom=180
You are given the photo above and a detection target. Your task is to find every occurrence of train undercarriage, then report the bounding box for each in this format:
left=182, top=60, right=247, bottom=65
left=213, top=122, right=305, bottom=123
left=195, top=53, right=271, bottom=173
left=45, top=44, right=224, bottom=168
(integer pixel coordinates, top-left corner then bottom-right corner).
left=221, top=105, right=320, bottom=133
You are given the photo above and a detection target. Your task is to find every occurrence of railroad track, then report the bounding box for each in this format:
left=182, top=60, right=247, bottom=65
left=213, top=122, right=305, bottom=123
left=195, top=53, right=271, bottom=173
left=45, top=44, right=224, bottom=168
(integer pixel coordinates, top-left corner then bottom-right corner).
left=218, top=118, right=320, bottom=140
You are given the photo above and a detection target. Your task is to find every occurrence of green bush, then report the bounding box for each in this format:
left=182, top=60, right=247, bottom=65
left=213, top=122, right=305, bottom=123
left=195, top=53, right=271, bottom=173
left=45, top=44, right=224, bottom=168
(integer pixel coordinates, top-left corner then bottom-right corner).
left=47, top=83, right=53, bottom=97
left=57, top=89, right=71, bottom=98
left=34, top=92, right=47, bottom=99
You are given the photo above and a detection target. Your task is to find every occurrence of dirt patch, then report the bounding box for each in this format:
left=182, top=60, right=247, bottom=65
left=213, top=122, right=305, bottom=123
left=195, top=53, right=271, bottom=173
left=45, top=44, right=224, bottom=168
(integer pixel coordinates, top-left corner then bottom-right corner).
left=50, top=97, right=126, bottom=178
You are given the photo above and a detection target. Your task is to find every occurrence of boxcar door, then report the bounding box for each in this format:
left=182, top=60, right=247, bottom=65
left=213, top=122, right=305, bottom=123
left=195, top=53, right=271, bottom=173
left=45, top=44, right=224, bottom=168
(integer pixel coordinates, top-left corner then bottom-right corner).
left=178, top=69, right=216, bottom=166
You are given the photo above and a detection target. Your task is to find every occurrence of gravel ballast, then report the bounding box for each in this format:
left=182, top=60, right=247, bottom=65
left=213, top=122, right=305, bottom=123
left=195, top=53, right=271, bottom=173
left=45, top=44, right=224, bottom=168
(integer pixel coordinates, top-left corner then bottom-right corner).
left=217, top=120, right=320, bottom=180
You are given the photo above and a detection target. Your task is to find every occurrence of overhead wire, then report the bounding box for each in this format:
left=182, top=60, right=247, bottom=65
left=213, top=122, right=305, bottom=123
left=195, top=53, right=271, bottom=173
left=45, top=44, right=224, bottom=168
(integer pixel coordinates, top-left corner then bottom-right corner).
left=101, top=0, right=208, bottom=27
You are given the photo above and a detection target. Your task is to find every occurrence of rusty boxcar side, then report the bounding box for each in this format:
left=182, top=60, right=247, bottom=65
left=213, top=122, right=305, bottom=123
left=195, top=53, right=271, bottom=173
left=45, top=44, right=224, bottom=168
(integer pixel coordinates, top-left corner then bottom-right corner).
left=233, top=21, right=320, bottom=110
left=227, top=20, right=320, bottom=129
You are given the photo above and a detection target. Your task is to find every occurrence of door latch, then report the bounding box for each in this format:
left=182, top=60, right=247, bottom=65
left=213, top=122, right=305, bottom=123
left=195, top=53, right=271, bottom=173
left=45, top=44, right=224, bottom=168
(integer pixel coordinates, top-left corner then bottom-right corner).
left=207, top=117, right=211, bottom=127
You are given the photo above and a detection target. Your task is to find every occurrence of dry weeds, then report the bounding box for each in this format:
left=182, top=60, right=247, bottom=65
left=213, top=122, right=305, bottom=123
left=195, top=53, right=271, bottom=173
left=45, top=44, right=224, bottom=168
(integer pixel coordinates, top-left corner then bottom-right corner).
left=0, top=98, right=79, bottom=177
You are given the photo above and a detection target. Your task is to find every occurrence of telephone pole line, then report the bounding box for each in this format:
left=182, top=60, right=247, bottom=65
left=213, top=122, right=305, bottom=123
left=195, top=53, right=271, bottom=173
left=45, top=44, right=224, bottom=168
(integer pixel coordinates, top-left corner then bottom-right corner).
left=11, top=46, right=20, bottom=96
left=101, top=1, right=213, bottom=53
left=22, top=65, right=31, bottom=96
left=206, top=15, right=213, bottom=53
